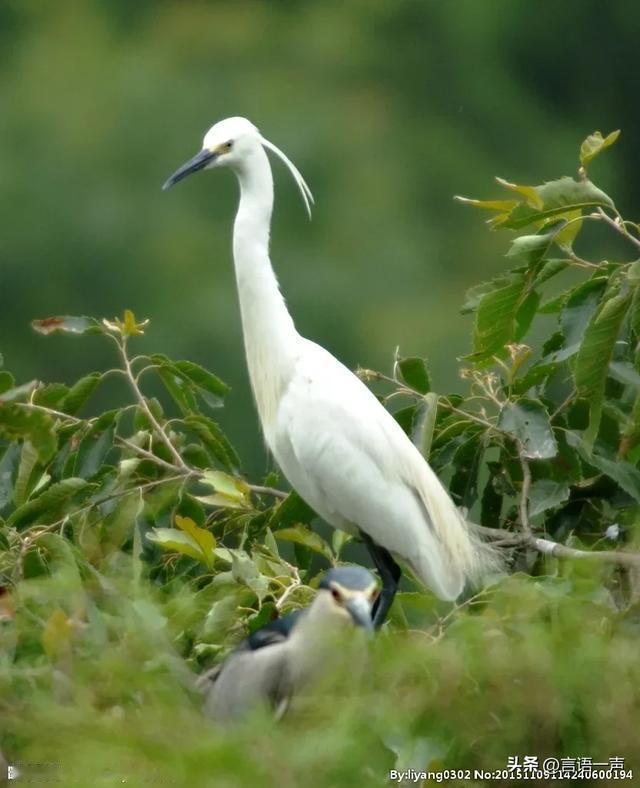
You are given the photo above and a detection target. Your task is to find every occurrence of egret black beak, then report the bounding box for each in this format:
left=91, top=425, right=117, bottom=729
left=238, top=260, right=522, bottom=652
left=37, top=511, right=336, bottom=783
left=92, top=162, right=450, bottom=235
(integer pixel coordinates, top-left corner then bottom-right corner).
left=345, top=596, right=374, bottom=631
left=162, top=149, right=217, bottom=190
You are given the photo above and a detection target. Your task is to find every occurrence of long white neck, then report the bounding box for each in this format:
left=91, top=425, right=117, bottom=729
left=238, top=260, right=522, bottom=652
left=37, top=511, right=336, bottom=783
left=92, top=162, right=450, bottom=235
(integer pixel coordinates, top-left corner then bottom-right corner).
left=232, top=145, right=300, bottom=438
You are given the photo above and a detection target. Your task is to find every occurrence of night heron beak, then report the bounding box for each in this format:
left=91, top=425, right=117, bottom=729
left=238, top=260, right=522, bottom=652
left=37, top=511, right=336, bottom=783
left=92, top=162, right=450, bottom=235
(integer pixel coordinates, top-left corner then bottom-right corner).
left=163, top=149, right=217, bottom=190
left=345, top=596, right=374, bottom=631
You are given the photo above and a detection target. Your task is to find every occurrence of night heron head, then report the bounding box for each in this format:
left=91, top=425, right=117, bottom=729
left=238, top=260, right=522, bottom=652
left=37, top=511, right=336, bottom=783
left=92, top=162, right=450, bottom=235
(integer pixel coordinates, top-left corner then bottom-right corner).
left=317, top=566, right=378, bottom=631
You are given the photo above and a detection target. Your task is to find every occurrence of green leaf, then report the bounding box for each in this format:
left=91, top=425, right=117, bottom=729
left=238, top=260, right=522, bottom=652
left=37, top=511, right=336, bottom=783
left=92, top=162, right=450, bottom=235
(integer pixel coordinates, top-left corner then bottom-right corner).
left=59, top=373, right=102, bottom=415
left=275, top=524, right=333, bottom=562
left=229, top=549, right=270, bottom=598
left=197, top=470, right=251, bottom=509
left=175, top=514, right=216, bottom=568
left=413, top=393, right=438, bottom=460
left=8, top=478, right=92, bottom=529
left=172, top=360, right=230, bottom=408
left=0, top=405, right=57, bottom=463
left=450, top=434, right=484, bottom=508
left=609, top=361, right=640, bottom=389
left=465, top=272, right=528, bottom=362
left=0, top=371, right=15, bottom=394
left=183, top=415, right=240, bottom=471
left=528, top=479, right=570, bottom=516
left=574, top=289, right=631, bottom=446
left=14, top=441, right=41, bottom=507
left=498, top=398, right=557, bottom=459
left=0, top=443, right=20, bottom=511
left=101, top=489, right=144, bottom=554
left=31, top=315, right=99, bottom=335
left=397, top=357, right=431, bottom=394
left=580, top=130, right=620, bottom=167
left=546, top=278, right=608, bottom=363
left=145, top=527, right=206, bottom=563
left=568, top=432, right=640, bottom=503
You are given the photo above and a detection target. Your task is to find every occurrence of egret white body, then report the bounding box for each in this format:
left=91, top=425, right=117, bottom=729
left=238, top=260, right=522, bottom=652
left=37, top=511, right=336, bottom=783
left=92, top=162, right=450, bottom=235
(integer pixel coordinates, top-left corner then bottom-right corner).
left=164, top=117, right=495, bottom=624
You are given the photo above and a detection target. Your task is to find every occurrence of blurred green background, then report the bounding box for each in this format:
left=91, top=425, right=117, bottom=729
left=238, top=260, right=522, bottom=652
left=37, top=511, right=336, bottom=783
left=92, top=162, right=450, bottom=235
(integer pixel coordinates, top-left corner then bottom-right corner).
left=1, top=0, right=638, bottom=477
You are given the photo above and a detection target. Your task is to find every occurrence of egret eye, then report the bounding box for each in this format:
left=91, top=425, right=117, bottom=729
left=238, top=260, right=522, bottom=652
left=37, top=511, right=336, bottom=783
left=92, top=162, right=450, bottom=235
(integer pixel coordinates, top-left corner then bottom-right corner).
left=225, top=140, right=234, bottom=150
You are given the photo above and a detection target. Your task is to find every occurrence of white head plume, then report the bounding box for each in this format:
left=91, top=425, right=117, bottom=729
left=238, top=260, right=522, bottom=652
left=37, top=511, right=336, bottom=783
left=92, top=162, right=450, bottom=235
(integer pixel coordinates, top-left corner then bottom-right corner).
left=260, top=135, right=315, bottom=219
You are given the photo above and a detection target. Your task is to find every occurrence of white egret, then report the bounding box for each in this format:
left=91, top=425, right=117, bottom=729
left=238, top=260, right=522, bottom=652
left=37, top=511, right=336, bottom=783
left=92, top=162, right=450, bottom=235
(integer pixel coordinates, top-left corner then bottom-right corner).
left=164, top=116, right=496, bottom=626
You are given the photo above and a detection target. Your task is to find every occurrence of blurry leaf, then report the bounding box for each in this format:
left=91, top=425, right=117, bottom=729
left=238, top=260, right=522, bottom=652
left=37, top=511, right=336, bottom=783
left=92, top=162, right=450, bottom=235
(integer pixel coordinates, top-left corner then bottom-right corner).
left=0, top=371, right=15, bottom=394
left=534, top=258, right=569, bottom=286
left=397, top=357, right=430, bottom=393
left=14, top=440, right=40, bottom=507
left=31, top=315, right=99, bottom=335
left=499, top=398, right=557, bottom=459
left=8, top=478, right=92, bottom=529
left=230, top=549, right=270, bottom=597
left=59, top=373, right=102, bottom=415
left=546, top=278, right=608, bottom=363
left=275, top=524, right=333, bottom=562
left=528, top=479, right=570, bottom=516
left=495, top=177, right=544, bottom=209
left=175, top=514, right=216, bottom=568
left=0, top=405, right=56, bottom=463
left=101, top=490, right=144, bottom=554
left=42, top=609, right=72, bottom=659
left=332, top=529, right=352, bottom=557
left=574, top=289, right=631, bottom=446
left=609, top=361, right=640, bottom=388
left=450, top=435, right=484, bottom=508
left=197, top=470, right=251, bottom=509
left=480, top=474, right=502, bottom=527
left=73, top=415, right=117, bottom=479
left=413, top=392, right=438, bottom=460
left=580, top=130, right=620, bottom=167
left=0, top=381, right=38, bottom=402
left=146, top=527, right=205, bottom=563
left=184, top=415, right=240, bottom=471
left=568, top=432, right=640, bottom=503
left=0, top=443, right=21, bottom=511
left=514, top=290, right=540, bottom=341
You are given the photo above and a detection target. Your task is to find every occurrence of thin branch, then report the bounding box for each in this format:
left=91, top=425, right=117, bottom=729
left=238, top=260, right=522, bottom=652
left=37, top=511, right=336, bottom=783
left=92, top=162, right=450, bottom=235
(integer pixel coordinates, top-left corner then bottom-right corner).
left=117, top=337, right=189, bottom=471
left=276, top=565, right=302, bottom=610
left=518, top=454, right=533, bottom=537
left=249, top=484, right=288, bottom=500
left=116, top=436, right=190, bottom=476
left=596, top=207, right=640, bottom=251
left=472, top=524, right=640, bottom=569
left=17, top=401, right=82, bottom=424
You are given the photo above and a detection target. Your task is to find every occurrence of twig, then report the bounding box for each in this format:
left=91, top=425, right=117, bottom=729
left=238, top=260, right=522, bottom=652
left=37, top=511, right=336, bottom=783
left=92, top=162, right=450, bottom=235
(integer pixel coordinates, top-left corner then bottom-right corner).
left=518, top=454, right=532, bottom=537
left=16, top=401, right=82, bottom=424
left=116, top=436, right=191, bottom=476
left=473, top=524, right=640, bottom=569
left=249, top=484, right=287, bottom=500
left=276, top=565, right=302, bottom=610
left=117, top=337, right=189, bottom=471
left=596, top=207, right=640, bottom=251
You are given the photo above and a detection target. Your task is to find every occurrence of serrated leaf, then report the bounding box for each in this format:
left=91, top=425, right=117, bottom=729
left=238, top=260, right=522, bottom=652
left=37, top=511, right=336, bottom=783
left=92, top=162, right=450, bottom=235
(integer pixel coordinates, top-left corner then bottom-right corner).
left=498, top=399, right=557, bottom=459
left=8, top=477, right=92, bottom=529
left=568, top=432, right=640, bottom=503
left=580, top=130, right=620, bottom=167
left=397, top=357, right=430, bottom=394
left=60, top=373, right=102, bottom=415
left=466, top=272, right=528, bottom=362
left=574, top=289, right=631, bottom=446
left=14, top=440, right=40, bottom=507
left=528, top=479, right=570, bottom=516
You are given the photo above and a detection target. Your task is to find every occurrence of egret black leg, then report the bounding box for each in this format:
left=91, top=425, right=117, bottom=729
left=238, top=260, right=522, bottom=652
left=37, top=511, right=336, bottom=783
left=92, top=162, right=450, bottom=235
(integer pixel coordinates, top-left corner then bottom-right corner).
left=361, top=533, right=402, bottom=628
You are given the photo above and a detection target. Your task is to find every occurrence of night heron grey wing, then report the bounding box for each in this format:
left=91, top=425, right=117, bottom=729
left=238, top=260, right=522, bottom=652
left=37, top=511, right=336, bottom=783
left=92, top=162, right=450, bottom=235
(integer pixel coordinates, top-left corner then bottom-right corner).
left=203, top=640, right=292, bottom=722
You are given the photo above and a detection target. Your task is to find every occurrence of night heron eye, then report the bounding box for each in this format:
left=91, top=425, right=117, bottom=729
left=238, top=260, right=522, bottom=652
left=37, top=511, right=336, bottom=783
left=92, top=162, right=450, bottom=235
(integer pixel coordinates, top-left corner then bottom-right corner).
left=330, top=586, right=343, bottom=604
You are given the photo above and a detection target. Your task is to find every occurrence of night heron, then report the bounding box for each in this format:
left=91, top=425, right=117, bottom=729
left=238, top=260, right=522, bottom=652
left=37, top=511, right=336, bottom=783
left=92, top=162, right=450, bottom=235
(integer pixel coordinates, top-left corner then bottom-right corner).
left=164, top=117, right=497, bottom=627
left=201, top=566, right=376, bottom=722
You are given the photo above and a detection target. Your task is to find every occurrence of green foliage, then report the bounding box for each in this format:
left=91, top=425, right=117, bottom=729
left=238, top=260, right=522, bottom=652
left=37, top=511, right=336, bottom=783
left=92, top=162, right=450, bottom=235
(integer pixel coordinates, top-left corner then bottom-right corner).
left=2, top=133, right=640, bottom=783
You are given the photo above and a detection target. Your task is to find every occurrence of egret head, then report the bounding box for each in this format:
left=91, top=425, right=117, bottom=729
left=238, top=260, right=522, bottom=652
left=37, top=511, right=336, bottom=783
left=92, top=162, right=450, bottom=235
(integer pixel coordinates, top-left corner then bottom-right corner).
left=162, top=115, right=314, bottom=216
left=318, top=566, right=377, bottom=631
